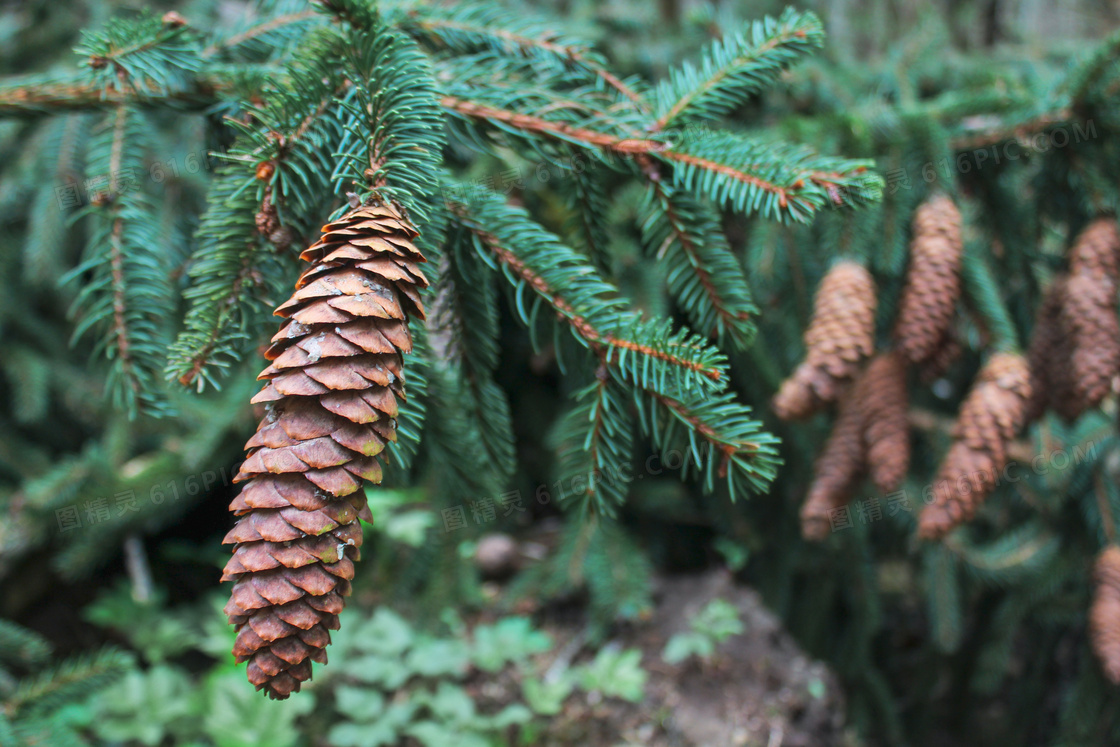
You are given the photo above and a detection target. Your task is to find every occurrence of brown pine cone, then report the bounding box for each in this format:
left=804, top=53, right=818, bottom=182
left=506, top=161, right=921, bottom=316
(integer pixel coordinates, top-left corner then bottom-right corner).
left=1091, top=546, right=1120, bottom=685
left=1063, top=272, right=1120, bottom=410
left=1068, top=218, right=1120, bottom=284
left=801, top=387, right=867, bottom=541
left=918, top=353, right=1031, bottom=540
left=222, top=202, right=427, bottom=699
left=1026, top=277, right=1085, bottom=422
left=916, top=330, right=962, bottom=384
left=895, top=195, right=963, bottom=365
left=773, top=262, right=876, bottom=420
left=917, top=442, right=998, bottom=540
left=858, top=351, right=910, bottom=494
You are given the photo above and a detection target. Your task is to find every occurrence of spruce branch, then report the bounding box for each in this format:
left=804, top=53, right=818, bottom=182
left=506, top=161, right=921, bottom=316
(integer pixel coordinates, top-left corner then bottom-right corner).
left=396, top=1, right=646, bottom=106
left=451, top=189, right=728, bottom=393
left=961, top=246, right=1021, bottom=353
left=652, top=8, right=824, bottom=131
left=635, top=387, right=781, bottom=497
left=3, top=648, right=134, bottom=720
left=202, top=8, right=320, bottom=59
left=330, top=15, right=446, bottom=237
left=552, top=375, right=636, bottom=517
left=638, top=176, right=757, bottom=348
left=64, top=105, right=174, bottom=416
left=441, top=95, right=663, bottom=158
left=444, top=95, right=879, bottom=222
left=662, top=130, right=880, bottom=222
left=76, top=12, right=204, bottom=97
left=164, top=163, right=283, bottom=389
left=0, top=74, right=230, bottom=116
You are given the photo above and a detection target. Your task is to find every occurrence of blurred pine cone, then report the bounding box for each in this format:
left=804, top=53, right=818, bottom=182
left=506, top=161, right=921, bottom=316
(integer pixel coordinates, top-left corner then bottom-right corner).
left=773, top=261, right=876, bottom=420
left=1068, top=218, right=1120, bottom=284
left=918, top=353, right=1031, bottom=541
left=1026, top=277, right=1085, bottom=422
left=1063, top=272, right=1120, bottom=410
left=801, top=385, right=867, bottom=541
left=858, top=351, right=910, bottom=494
left=916, top=330, right=962, bottom=384
left=895, top=195, right=963, bottom=365
left=1091, top=545, right=1120, bottom=685
left=222, top=202, right=426, bottom=699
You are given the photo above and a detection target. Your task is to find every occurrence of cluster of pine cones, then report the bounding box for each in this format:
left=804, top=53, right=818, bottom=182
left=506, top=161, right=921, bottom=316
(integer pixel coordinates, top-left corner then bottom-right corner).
left=774, top=200, right=1120, bottom=687
left=775, top=195, right=974, bottom=540
left=776, top=199, right=1120, bottom=545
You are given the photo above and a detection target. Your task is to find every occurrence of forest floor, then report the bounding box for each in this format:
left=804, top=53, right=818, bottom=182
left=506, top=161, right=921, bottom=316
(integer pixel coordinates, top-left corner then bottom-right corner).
left=517, top=569, right=851, bottom=747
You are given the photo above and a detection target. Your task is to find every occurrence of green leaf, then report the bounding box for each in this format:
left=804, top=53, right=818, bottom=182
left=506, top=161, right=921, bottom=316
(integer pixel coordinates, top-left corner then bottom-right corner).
left=201, top=669, right=314, bottom=747
left=405, top=639, right=470, bottom=678
left=470, top=617, right=552, bottom=672
left=662, top=632, right=711, bottom=664
left=522, top=677, right=573, bottom=716
left=573, top=647, right=647, bottom=702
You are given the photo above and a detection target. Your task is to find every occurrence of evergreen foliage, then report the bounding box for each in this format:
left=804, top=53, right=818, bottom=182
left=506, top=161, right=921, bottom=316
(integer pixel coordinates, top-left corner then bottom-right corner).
left=1, top=0, right=1120, bottom=743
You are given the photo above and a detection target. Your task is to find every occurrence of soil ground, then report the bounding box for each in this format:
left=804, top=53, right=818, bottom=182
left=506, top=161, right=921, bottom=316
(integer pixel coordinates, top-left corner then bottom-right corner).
left=535, top=569, right=851, bottom=746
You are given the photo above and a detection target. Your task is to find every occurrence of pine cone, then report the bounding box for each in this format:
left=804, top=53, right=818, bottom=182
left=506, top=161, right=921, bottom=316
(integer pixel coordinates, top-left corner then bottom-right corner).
left=858, top=351, right=910, bottom=494
left=1068, top=218, right=1120, bottom=284
left=801, top=387, right=866, bottom=541
left=1091, top=545, right=1120, bottom=685
left=1063, top=272, right=1120, bottom=410
left=773, top=262, right=876, bottom=420
left=895, top=195, right=963, bottom=365
left=916, top=330, right=962, bottom=384
left=1026, top=277, right=1085, bottom=422
left=222, top=202, right=427, bottom=699
left=918, top=353, right=1031, bottom=540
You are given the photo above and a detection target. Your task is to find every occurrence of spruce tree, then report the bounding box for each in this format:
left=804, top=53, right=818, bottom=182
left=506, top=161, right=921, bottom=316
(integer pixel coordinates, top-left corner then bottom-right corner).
left=2, top=1, right=1120, bottom=744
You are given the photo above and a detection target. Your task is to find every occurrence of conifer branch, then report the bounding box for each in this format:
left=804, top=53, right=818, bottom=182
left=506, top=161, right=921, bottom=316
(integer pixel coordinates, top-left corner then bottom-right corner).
left=394, top=1, right=647, bottom=106
left=636, top=388, right=781, bottom=497
left=444, top=96, right=878, bottom=221
left=452, top=194, right=726, bottom=389
left=66, top=105, right=174, bottom=416
left=0, top=76, right=229, bottom=116
left=76, top=13, right=203, bottom=96
left=202, top=11, right=319, bottom=58
left=652, top=8, right=823, bottom=130
left=441, top=95, right=663, bottom=156
left=553, top=375, right=636, bottom=516
left=638, top=176, right=757, bottom=348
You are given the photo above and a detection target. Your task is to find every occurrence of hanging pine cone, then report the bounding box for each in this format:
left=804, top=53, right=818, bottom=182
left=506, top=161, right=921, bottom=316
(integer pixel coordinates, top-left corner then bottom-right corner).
left=916, top=330, right=962, bottom=384
left=1063, top=272, right=1120, bottom=410
left=1068, top=218, right=1120, bottom=283
left=858, top=351, right=910, bottom=494
left=773, top=261, right=876, bottom=420
left=917, top=353, right=1031, bottom=540
left=894, top=195, right=963, bottom=365
left=801, top=384, right=866, bottom=541
left=1026, top=277, right=1084, bottom=422
left=222, top=202, right=426, bottom=699
left=1091, top=545, right=1120, bottom=685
